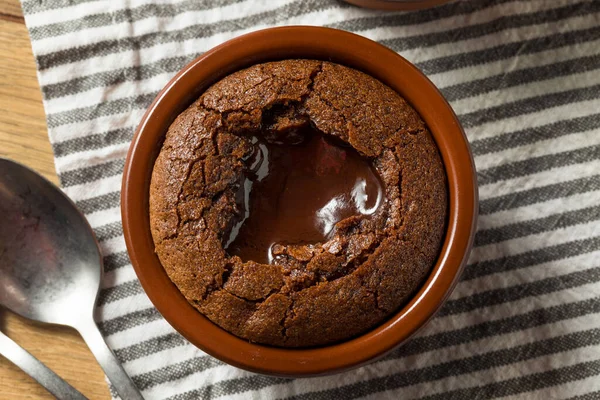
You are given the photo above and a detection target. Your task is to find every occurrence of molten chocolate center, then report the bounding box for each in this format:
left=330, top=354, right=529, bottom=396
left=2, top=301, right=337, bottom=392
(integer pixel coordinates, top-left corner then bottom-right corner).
left=225, top=126, right=383, bottom=264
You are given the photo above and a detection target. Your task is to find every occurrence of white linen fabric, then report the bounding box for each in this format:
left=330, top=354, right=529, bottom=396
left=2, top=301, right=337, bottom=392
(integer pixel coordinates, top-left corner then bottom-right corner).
left=18, top=0, right=600, bottom=398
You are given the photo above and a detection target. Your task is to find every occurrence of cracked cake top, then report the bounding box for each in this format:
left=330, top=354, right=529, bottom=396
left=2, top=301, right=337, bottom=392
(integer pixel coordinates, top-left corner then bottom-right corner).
left=149, top=59, right=447, bottom=347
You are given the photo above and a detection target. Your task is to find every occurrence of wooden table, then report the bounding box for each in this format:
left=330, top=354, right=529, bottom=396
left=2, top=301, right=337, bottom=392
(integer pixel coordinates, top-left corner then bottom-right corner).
left=0, top=1, right=111, bottom=399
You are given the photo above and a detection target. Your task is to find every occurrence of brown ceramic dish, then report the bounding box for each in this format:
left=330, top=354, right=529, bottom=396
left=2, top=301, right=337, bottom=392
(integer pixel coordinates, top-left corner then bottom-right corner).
left=122, top=26, right=477, bottom=376
left=343, top=0, right=452, bottom=11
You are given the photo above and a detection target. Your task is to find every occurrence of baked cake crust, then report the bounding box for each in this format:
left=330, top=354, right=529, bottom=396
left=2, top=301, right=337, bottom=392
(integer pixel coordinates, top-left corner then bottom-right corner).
left=149, top=60, right=447, bottom=347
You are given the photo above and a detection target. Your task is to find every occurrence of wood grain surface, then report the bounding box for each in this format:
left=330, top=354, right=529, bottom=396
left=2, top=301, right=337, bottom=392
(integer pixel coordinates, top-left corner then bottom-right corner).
left=0, top=1, right=111, bottom=399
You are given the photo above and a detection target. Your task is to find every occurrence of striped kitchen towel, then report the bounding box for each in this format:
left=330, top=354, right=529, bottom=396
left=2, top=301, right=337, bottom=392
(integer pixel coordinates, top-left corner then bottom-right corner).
left=20, top=0, right=600, bottom=398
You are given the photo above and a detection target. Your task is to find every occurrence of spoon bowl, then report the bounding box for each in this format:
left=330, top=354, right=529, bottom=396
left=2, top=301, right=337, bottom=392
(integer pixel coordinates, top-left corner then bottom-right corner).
left=0, top=158, right=100, bottom=326
left=0, top=158, right=143, bottom=400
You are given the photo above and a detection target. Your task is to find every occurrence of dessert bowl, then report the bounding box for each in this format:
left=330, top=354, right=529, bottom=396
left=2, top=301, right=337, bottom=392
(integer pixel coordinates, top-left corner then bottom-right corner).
left=121, top=26, right=478, bottom=376
left=343, top=0, right=452, bottom=11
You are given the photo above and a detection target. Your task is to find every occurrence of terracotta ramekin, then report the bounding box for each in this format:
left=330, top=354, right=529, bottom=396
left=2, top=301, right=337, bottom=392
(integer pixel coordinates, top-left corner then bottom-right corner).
left=122, top=26, right=478, bottom=377
left=343, top=0, right=452, bottom=10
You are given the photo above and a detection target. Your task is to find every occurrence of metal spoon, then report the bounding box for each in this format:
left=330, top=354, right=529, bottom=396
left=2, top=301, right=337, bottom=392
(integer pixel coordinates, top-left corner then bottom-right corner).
left=0, top=158, right=144, bottom=400
left=0, top=328, right=88, bottom=399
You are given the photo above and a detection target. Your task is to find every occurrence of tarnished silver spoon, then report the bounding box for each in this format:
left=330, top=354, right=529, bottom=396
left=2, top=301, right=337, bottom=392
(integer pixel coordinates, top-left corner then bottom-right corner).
left=0, top=158, right=143, bottom=400
left=0, top=328, right=87, bottom=399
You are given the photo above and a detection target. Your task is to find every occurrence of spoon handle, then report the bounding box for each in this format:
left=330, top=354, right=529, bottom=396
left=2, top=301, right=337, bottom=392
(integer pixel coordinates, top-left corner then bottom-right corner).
left=77, top=319, right=144, bottom=400
left=0, top=330, right=88, bottom=400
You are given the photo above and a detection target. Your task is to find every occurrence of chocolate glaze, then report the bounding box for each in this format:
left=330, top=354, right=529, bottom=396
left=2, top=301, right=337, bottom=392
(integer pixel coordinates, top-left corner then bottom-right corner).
left=226, top=126, right=383, bottom=264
